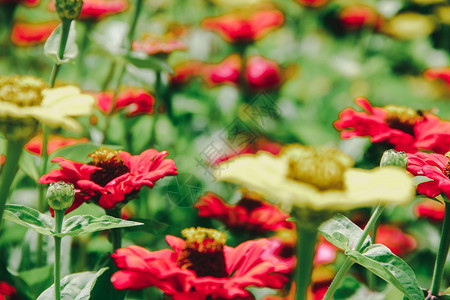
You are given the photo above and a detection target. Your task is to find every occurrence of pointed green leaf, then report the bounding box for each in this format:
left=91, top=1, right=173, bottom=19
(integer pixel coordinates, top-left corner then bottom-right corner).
left=59, top=215, right=143, bottom=237
left=346, top=244, right=423, bottom=300
left=125, top=51, right=174, bottom=74
left=44, top=21, right=78, bottom=65
left=37, top=268, right=107, bottom=300
left=18, top=151, right=39, bottom=182
left=319, top=214, right=371, bottom=251
left=3, top=204, right=54, bottom=235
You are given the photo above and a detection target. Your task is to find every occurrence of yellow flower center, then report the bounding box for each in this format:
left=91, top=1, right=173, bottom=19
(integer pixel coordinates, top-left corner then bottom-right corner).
left=384, top=105, right=423, bottom=135
left=284, top=145, right=354, bottom=190
left=88, top=148, right=130, bottom=187
left=177, top=227, right=228, bottom=278
left=444, top=152, right=450, bottom=179
left=0, top=75, right=46, bottom=107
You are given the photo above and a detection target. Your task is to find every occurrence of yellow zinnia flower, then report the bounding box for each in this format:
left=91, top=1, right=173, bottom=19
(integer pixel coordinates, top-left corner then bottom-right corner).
left=214, top=144, right=414, bottom=212
left=0, top=75, right=95, bottom=140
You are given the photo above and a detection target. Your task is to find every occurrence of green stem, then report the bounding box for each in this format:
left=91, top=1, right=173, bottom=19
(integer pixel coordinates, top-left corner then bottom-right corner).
left=367, top=205, right=380, bottom=290
left=37, top=126, right=50, bottom=266
left=53, top=210, right=64, bottom=300
left=429, top=199, right=450, bottom=296
left=323, top=204, right=385, bottom=300
left=149, top=71, right=162, bottom=146
left=48, top=19, right=72, bottom=88
left=0, top=139, right=25, bottom=228
left=107, top=209, right=122, bottom=251
left=295, top=224, right=319, bottom=300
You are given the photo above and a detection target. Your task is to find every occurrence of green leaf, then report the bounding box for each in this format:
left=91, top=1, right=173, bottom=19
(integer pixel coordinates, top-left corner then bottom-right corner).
left=319, top=213, right=371, bottom=251
left=59, top=215, right=143, bottom=237
left=125, top=51, right=174, bottom=74
left=18, top=151, right=39, bottom=182
left=3, top=204, right=54, bottom=236
left=346, top=244, right=423, bottom=300
left=44, top=21, right=78, bottom=65
left=19, top=265, right=54, bottom=298
left=37, top=268, right=107, bottom=300
left=125, top=217, right=168, bottom=234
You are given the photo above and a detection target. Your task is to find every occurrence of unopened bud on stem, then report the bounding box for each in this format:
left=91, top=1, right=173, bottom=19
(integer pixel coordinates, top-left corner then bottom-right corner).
left=47, top=181, right=75, bottom=211
left=380, top=149, right=408, bottom=168
left=55, top=0, right=83, bottom=20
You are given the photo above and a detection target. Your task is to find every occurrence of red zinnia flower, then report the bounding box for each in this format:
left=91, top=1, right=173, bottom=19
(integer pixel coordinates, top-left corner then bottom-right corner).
left=334, top=97, right=450, bottom=154
left=132, top=33, right=186, bottom=56
left=0, top=0, right=38, bottom=6
left=202, top=8, right=284, bottom=43
left=195, top=192, right=294, bottom=232
left=339, top=5, right=382, bottom=30
left=39, top=148, right=177, bottom=213
left=48, top=0, right=128, bottom=20
left=406, top=152, right=450, bottom=199
left=245, top=55, right=283, bottom=90
left=424, top=66, right=450, bottom=85
left=375, top=224, right=417, bottom=256
left=10, top=21, right=59, bottom=47
left=0, top=281, right=16, bottom=300
left=25, top=134, right=89, bottom=156
left=94, top=87, right=155, bottom=117
left=111, top=227, right=293, bottom=299
left=0, top=155, right=5, bottom=166
left=201, top=54, right=242, bottom=87
left=171, top=61, right=204, bottom=86
left=414, top=198, right=445, bottom=222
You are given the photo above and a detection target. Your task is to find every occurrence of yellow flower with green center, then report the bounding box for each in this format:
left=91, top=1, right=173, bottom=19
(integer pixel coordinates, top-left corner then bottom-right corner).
left=0, top=75, right=95, bottom=140
left=214, top=144, right=415, bottom=212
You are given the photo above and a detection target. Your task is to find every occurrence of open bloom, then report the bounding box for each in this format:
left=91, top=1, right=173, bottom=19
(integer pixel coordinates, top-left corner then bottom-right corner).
left=132, top=33, right=186, bottom=56
left=406, top=152, right=450, bottom=199
left=215, top=144, right=414, bottom=211
left=414, top=198, right=445, bottom=221
left=201, top=54, right=242, bottom=87
left=94, top=87, right=155, bottom=116
left=339, top=5, right=382, bottom=30
left=11, top=21, right=58, bottom=47
left=111, top=227, right=293, bottom=299
left=202, top=8, right=284, bottom=43
left=334, top=97, right=450, bottom=154
left=375, top=224, right=417, bottom=256
left=25, top=134, right=89, bottom=156
left=0, top=75, right=95, bottom=140
left=39, top=147, right=177, bottom=213
left=195, top=192, right=294, bottom=232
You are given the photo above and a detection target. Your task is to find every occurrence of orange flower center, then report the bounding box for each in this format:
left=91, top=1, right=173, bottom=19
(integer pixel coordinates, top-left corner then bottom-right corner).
left=0, top=75, right=46, bottom=107
left=177, top=227, right=228, bottom=278
left=89, top=148, right=130, bottom=187
left=444, top=152, right=450, bottom=179
left=384, top=105, right=423, bottom=136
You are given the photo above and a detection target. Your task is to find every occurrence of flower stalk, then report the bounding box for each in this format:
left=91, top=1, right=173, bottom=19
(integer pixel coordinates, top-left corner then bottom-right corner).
left=107, top=208, right=122, bottom=251
left=49, top=18, right=72, bottom=88
left=0, top=139, right=25, bottom=228
left=429, top=198, right=450, bottom=296
left=53, top=209, right=64, bottom=300
left=295, top=223, right=318, bottom=300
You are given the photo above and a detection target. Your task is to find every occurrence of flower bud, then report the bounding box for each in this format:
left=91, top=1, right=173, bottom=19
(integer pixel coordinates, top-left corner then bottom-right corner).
left=55, top=0, right=83, bottom=20
left=47, top=181, right=75, bottom=211
left=380, top=149, right=408, bottom=168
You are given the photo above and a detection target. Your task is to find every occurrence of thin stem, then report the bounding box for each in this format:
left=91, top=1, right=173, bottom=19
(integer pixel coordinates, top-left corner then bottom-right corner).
left=48, top=19, right=72, bottom=88
left=323, top=204, right=385, bottom=300
left=295, top=224, right=318, bottom=300
left=0, top=139, right=25, bottom=228
left=53, top=210, right=64, bottom=300
left=430, top=200, right=450, bottom=296
left=37, top=126, right=50, bottom=266
left=149, top=71, right=162, bottom=146
left=107, top=209, right=122, bottom=252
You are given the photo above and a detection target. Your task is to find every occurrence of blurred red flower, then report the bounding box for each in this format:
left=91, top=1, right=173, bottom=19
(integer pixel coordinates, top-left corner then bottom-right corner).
left=407, top=152, right=450, bottom=199
left=215, top=137, right=282, bottom=164
left=39, top=148, right=177, bottom=213
left=94, top=88, right=155, bottom=117
left=339, top=5, right=382, bottom=30
left=0, top=0, right=38, bottom=6
left=295, top=0, right=328, bottom=8
left=0, top=155, right=5, bottom=166
left=334, top=97, right=450, bottom=154
left=375, top=224, right=417, bottom=256
left=195, top=192, right=294, bottom=232
left=132, top=33, right=186, bottom=56
left=111, top=227, right=293, bottom=299
left=202, top=9, right=284, bottom=43
left=424, top=66, right=450, bottom=85
left=0, top=281, right=16, bottom=300
left=10, top=21, right=58, bottom=47
left=48, top=0, right=128, bottom=20
left=201, top=54, right=242, bottom=87
left=171, top=61, right=204, bottom=85
left=25, top=134, right=89, bottom=156
left=245, top=55, right=283, bottom=90
left=414, top=199, right=445, bottom=222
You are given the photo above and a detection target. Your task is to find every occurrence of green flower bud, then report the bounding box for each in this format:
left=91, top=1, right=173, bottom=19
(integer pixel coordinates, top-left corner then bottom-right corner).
left=380, top=149, right=408, bottom=168
left=47, top=181, right=75, bottom=211
left=55, top=0, right=83, bottom=20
